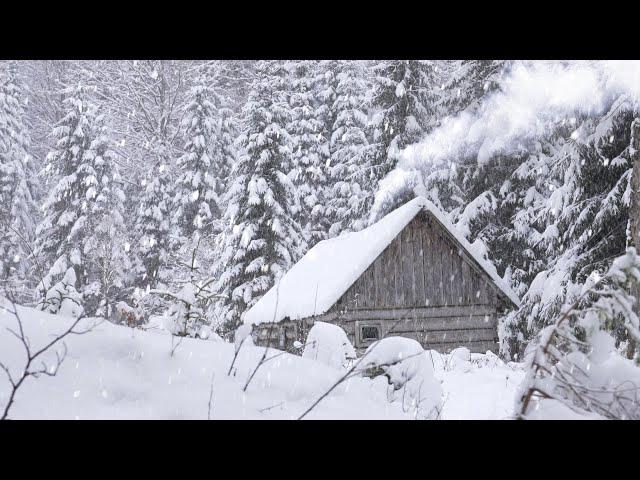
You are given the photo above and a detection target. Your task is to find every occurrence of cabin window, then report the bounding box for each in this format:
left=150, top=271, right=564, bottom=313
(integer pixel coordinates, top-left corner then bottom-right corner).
left=361, top=325, right=380, bottom=341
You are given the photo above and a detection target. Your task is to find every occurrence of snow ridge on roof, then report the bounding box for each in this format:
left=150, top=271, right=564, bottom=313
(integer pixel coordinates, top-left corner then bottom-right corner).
left=243, top=197, right=520, bottom=326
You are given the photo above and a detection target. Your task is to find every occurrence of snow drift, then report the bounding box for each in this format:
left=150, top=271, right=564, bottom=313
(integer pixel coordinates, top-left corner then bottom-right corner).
left=0, top=302, right=420, bottom=419
left=0, top=301, right=529, bottom=420
left=302, top=321, right=356, bottom=370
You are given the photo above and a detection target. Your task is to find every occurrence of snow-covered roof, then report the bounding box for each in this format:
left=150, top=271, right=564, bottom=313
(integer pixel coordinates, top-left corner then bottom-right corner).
left=243, top=197, right=520, bottom=326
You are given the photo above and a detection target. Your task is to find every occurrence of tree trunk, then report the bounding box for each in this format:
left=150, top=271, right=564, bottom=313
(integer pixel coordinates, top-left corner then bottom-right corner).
left=627, top=118, right=640, bottom=359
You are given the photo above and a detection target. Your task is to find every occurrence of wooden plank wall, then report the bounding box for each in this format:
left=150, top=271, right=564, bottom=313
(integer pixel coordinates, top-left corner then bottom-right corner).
left=253, top=308, right=498, bottom=355
left=333, top=214, right=496, bottom=312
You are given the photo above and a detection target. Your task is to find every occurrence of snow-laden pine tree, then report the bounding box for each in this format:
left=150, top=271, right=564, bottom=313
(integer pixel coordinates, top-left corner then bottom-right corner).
left=80, top=116, right=131, bottom=316
left=325, top=61, right=372, bottom=237
left=629, top=118, right=640, bottom=357
left=630, top=119, right=640, bottom=252
left=416, top=60, right=507, bottom=214
left=370, top=60, right=441, bottom=157
left=35, top=84, right=130, bottom=316
left=19, top=60, right=79, bottom=182
left=423, top=63, right=639, bottom=360
left=135, top=148, right=173, bottom=291
left=172, top=74, right=237, bottom=240
left=366, top=60, right=444, bottom=218
left=500, top=106, right=638, bottom=359
left=0, top=63, right=38, bottom=301
left=34, top=84, right=96, bottom=311
left=286, top=60, right=331, bottom=246
left=440, top=60, right=505, bottom=116
left=216, top=61, right=304, bottom=334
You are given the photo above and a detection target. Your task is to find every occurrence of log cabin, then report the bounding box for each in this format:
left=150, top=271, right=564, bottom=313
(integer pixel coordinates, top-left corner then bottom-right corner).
left=243, top=197, right=520, bottom=355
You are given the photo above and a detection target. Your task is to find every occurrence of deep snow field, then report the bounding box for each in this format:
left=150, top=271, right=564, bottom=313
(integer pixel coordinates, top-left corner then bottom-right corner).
left=0, top=302, right=524, bottom=420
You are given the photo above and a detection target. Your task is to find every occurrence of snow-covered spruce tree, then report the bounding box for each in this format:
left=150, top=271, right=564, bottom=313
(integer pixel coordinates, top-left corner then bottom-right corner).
left=308, top=60, right=341, bottom=240
left=37, top=264, right=84, bottom=318
left=366, top=61, right=444, bottom=218
left=500, top=107, right=638, bottom=359
left=172, top=76, right=237, bottom=240
left=629, top=118, right=640, bottom=357
left=34, top=84, right=97, bottom=313
left=0, top=63, right=39, bottom=301
left=35, top=84, right=130, bottom=316
left=451, top=152, right=530, bottom=295
left=377, top=61, right=506, bottom=222
left=440, top=60, right=506, bottom=116
left=370, top=60, right=441, bottom=159
left=209, top=60, right=256, bottom=113
left=516, top=247, right=640, bottom=419
left=80, top=117, right=131, bottom=317
left=414, top=60, right=507, bottom=215
left=135, top=151, right=173, bottom=292
left=216, top=61, right=304, bottom=334
left=630, top=119, right=640, bottom=252
left=325, top=61, right=372, bottom=237
left=286, top=60, right=331, bottom=246
left=19, top=60, right=82, bottom=184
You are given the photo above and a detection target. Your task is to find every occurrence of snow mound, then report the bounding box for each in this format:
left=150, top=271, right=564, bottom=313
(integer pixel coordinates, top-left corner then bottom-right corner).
left=447, top=346, right=472, bottom=372
left=435, top=350, right=526, bottom=419
left=302, top=321, right=356, bottom=370
left=451, top=346, right=471, bottom=360
left=37, top=267, right=84, bottom=318
left=357, top=336, right=444, bottom=419
left=244, top=196, right=520, bottom=326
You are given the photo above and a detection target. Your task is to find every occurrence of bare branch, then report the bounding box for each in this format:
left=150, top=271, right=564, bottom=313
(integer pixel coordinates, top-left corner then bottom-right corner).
left=0, top=288, right=99, bottom=420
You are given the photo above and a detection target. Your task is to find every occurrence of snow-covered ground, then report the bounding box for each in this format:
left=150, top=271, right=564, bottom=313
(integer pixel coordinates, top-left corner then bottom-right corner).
left=0, top=302, right=524, bottom=420
left=432, top=349, right=524, bottom=419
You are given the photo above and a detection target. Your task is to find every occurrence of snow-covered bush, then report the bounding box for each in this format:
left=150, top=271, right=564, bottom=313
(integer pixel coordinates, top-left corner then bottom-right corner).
left=152, top=284, right=207, bottom=337
left=111, top=301, right=144, bottom=327
left=470, top=350, right=504, bottom=369
left=302, top=321, right=356, bottom=370
left=516, top=247, right=640, bottom=419
left=149, top=236, right=225, bottom=338
left=36, top=267, right=84, bottom=319
left=356, top=336, right=443, bottom=419
left=445, top=346, right=472, bottom=372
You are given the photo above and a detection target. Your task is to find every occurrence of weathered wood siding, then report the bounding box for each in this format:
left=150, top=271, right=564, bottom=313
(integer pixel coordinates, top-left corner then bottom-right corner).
left=254, top=210, right=508, bottom=355
left=333, top=213, right=496, bottom=311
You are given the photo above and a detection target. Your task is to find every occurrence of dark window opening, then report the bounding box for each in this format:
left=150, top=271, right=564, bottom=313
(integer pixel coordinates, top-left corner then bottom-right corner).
left=361, top=326, right=380, bottom=341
